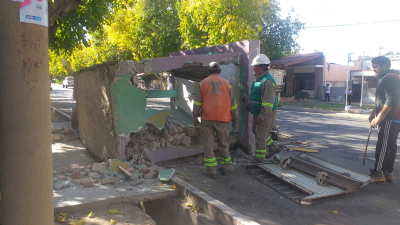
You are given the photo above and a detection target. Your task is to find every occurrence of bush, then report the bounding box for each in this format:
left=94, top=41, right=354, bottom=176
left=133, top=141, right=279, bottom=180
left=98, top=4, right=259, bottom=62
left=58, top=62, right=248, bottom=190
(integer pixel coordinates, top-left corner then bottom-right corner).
left=282, top=93, right=294, bottom=98
left=294, top=91, right=310, bottom=99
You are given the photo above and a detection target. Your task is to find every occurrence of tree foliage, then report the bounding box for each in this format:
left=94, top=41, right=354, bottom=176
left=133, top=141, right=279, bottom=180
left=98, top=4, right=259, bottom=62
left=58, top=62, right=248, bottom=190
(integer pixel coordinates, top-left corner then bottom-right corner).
left=177, top=0, right=266, bottom=49
left=49, top=0, right=304, bottom=78
left=260, top=4, right=304, bottom=60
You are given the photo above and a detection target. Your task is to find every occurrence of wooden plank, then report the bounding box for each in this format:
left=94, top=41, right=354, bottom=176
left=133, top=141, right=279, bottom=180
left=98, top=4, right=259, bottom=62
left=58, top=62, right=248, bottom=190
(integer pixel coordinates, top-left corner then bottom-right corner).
left=286, top=145, right=319, bottom=153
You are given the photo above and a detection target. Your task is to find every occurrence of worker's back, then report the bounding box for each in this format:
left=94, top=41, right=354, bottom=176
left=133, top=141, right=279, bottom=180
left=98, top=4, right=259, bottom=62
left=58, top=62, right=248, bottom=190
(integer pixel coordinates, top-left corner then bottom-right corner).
left=200, top=74, right=231, bottom=122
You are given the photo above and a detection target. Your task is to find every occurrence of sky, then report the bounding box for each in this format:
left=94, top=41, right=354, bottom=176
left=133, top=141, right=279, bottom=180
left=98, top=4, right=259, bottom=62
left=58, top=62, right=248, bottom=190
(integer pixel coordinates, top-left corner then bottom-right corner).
left=278, top=0, right=400, bottom=64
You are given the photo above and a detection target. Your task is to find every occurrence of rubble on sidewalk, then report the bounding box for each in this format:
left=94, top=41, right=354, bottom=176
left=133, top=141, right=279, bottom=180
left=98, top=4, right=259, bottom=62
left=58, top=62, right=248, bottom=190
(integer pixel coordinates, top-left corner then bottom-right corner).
left=126, top=116, right=202, bottom=163
left=51, top=126, right=74, bottom=143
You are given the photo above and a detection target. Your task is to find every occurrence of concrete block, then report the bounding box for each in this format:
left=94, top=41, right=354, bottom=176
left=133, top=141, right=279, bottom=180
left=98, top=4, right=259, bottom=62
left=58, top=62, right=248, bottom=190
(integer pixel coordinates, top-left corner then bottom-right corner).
left=166, top=142, right=172, bottom=148
left=144, top=171, right=158, bottom=179
left=139, top=164, right=148, bottom=171
left=147, top=135, right=155, bottom=141
left=70, top=173, right=82, bottom=179
left=186, top=127, right=196, bottom=137
left=88, top=172, right=102, bottom=180
left=127, top=167, right=135, bottom=173
left=174, top=134, right=185, bottom=146
left=52, top=134, right=63, bottom=141
left=100, top=177, right=119, bottom=185
left=54, top=180, right=70, bottom=190
left=131, top=179, right=144, bottom=186
left=149, top=141, right=157, bottom=151
left=181, top=136, right=191, bottom=147
left=91, top=163, right=109, bottom=172
left=161, top=138, right=166, bottom=148
left=142, top=148, right=152, bottom=161
left=81, top=179, right=94, bottom=187
left=142, top=166, right=157, bottom=175
left=71, top=179, right=82, bottom=186
left=167, top=135, right=175, bottom=143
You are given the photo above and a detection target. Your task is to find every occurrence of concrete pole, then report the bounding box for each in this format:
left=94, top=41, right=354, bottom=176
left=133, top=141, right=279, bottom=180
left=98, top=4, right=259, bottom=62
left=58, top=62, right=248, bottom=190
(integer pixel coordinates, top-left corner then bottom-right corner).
left=0, top=1, right=54, bottom=224
left=360, top=52, right=365, bottom=108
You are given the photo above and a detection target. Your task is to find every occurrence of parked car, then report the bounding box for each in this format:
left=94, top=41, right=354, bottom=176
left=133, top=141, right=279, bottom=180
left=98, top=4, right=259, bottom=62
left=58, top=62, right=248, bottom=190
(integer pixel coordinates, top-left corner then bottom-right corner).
left=63, top=76, right=74, bottom=88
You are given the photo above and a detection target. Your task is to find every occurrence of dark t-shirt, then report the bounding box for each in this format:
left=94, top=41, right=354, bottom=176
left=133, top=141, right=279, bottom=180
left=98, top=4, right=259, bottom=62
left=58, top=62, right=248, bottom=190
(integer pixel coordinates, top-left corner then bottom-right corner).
left=375, top=71, right=400, bottom=121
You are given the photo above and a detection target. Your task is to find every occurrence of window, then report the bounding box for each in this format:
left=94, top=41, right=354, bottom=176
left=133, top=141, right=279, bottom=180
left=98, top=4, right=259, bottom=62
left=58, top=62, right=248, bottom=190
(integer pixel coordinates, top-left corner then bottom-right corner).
left=302, top=78, right=314, bottom=90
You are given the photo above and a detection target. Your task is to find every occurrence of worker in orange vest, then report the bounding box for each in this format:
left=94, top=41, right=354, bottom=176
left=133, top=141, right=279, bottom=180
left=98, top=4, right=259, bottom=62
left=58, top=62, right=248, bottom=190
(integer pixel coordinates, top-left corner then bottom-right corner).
left=192, top=62, right=239, bottom=179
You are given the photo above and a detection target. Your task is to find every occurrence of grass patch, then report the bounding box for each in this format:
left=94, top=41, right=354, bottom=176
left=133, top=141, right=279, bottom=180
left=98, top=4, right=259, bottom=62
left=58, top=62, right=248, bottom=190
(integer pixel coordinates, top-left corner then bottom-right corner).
left=283, top=101, right=374, bottom=112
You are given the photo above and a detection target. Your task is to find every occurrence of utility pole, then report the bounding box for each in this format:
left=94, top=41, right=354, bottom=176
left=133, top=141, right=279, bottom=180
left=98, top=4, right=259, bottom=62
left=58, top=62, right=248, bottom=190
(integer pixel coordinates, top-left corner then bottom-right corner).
left=0, top=1, right=53, bottom=224
left=345, top=53, right=352, bottom=111
left=360, top=52, right=365, bottom=108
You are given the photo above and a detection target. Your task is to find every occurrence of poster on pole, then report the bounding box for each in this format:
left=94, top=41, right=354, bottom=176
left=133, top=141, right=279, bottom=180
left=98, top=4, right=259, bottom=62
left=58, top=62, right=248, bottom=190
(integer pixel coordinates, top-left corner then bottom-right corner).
left=19, top=0, right=48, bottom=27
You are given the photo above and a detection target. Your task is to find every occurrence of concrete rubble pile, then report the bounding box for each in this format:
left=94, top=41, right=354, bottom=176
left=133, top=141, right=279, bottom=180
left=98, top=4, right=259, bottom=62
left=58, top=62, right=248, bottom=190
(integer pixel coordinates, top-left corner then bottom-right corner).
left=53, top=159, right=167, bottom=190
left=51, top=126, right=74, bottom=143
left=126, top=116, right=202, bottom=163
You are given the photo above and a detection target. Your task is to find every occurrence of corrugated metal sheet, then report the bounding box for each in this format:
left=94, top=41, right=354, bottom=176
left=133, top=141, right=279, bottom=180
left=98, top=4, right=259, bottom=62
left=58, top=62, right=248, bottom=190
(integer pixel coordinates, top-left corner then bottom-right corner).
left=258, top=164, right=345, bottom=201
left=251, top=154, right=372, bottom=203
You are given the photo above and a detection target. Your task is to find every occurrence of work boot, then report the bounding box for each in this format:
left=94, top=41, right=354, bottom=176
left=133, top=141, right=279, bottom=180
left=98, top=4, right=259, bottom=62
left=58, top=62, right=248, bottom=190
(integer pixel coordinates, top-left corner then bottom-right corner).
left=265, top=146, right=281, bottom=159
left=222, top=164, right=233, bottom=176
left=206, top=167, right=217, bottom=179
left=383, top=170, right=394, bottom=183
left=369, top=169, right=386, bottom=184
left=253, top=156, right=264, bottom=164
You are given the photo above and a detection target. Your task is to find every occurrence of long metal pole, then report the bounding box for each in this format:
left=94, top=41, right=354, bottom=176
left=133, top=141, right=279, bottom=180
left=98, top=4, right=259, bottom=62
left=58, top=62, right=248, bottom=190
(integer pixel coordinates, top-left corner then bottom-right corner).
left=0, top=1, right=54, bottom=224
left=360, top=52, right=365, bottom=107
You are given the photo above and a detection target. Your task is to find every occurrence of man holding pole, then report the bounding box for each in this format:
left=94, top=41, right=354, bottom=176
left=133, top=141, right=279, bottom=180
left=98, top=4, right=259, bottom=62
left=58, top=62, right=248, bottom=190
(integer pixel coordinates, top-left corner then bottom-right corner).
left=368, top=56, right=400, bottom=183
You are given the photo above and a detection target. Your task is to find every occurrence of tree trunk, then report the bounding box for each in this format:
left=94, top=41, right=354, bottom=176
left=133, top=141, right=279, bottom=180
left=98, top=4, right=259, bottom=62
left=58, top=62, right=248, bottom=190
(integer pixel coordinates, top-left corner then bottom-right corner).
left=0, top=2, right=53, bottom=224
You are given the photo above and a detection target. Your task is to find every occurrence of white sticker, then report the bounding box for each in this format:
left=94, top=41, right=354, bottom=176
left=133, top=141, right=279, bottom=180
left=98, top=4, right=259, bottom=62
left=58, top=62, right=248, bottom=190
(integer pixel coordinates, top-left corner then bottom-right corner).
left=20, top=0, right=48, bottom=27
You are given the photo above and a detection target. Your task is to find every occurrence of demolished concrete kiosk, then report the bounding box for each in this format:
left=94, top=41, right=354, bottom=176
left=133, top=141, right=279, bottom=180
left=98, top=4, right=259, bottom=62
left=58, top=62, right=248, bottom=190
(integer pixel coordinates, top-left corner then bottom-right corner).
left=74, top=40, right=261, bottom=163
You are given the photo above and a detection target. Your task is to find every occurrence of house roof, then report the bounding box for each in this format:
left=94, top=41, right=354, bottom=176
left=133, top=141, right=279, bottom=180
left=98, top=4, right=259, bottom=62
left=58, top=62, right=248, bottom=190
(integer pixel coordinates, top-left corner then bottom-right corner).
left=270, top=52, right=324, bottom=69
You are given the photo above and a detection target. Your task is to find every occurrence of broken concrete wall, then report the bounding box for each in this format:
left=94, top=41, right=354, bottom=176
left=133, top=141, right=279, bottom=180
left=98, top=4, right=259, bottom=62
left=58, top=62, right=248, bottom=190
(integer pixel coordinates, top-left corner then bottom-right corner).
left=74, top=61, right=147, bottom=161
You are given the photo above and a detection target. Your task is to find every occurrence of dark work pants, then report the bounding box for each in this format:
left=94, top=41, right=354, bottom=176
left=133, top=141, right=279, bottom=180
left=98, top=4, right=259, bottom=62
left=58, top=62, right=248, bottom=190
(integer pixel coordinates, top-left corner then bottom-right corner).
left=324, top=93, right=330, bottom=102
left=345, top=95, right=352, bottom=105
left=374, top=120, right=400, bottom=173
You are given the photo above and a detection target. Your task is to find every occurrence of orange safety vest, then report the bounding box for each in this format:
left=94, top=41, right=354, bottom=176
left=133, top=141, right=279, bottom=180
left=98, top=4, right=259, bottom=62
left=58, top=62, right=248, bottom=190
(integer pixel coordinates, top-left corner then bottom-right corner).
left=200, top=75, right=232, bottom=122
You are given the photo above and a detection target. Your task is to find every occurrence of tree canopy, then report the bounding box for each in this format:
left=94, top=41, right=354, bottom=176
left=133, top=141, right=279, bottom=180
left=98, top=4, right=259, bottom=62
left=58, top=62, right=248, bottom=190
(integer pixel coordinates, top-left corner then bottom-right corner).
left=49, top=0, right=304, bottom=78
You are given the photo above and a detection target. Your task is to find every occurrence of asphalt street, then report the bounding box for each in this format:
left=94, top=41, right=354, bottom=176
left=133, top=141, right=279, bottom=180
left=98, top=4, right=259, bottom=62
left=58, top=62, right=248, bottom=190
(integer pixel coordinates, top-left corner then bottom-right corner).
left=50, top=83, right=75, bottom=116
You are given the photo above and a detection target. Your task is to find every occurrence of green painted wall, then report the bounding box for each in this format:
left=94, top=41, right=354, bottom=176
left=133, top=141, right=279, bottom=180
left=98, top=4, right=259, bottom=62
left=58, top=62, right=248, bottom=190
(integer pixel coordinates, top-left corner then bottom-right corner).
left=147, top=90, right=178, bottom=98
left=111, top=75, right=147, bottom=135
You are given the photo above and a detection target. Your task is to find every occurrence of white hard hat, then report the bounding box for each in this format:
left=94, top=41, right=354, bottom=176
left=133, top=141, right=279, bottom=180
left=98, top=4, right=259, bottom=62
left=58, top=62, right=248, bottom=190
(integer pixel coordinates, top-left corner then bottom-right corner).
left=251, top=54, right=270, bottom=66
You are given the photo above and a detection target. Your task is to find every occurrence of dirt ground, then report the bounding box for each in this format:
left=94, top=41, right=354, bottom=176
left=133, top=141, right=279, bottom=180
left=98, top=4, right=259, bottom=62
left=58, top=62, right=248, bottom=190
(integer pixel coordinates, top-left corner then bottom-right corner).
left=54, top=202, right=156, bottom=225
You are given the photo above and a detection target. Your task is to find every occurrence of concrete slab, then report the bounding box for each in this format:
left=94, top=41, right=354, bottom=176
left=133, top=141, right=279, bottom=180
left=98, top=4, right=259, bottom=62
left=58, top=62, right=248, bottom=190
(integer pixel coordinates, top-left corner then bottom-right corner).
left=172, top=177, right=260, bottom=225
left=116, top=185, right=178, bottom=203
left=54, top=185, right=122, bottom=212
